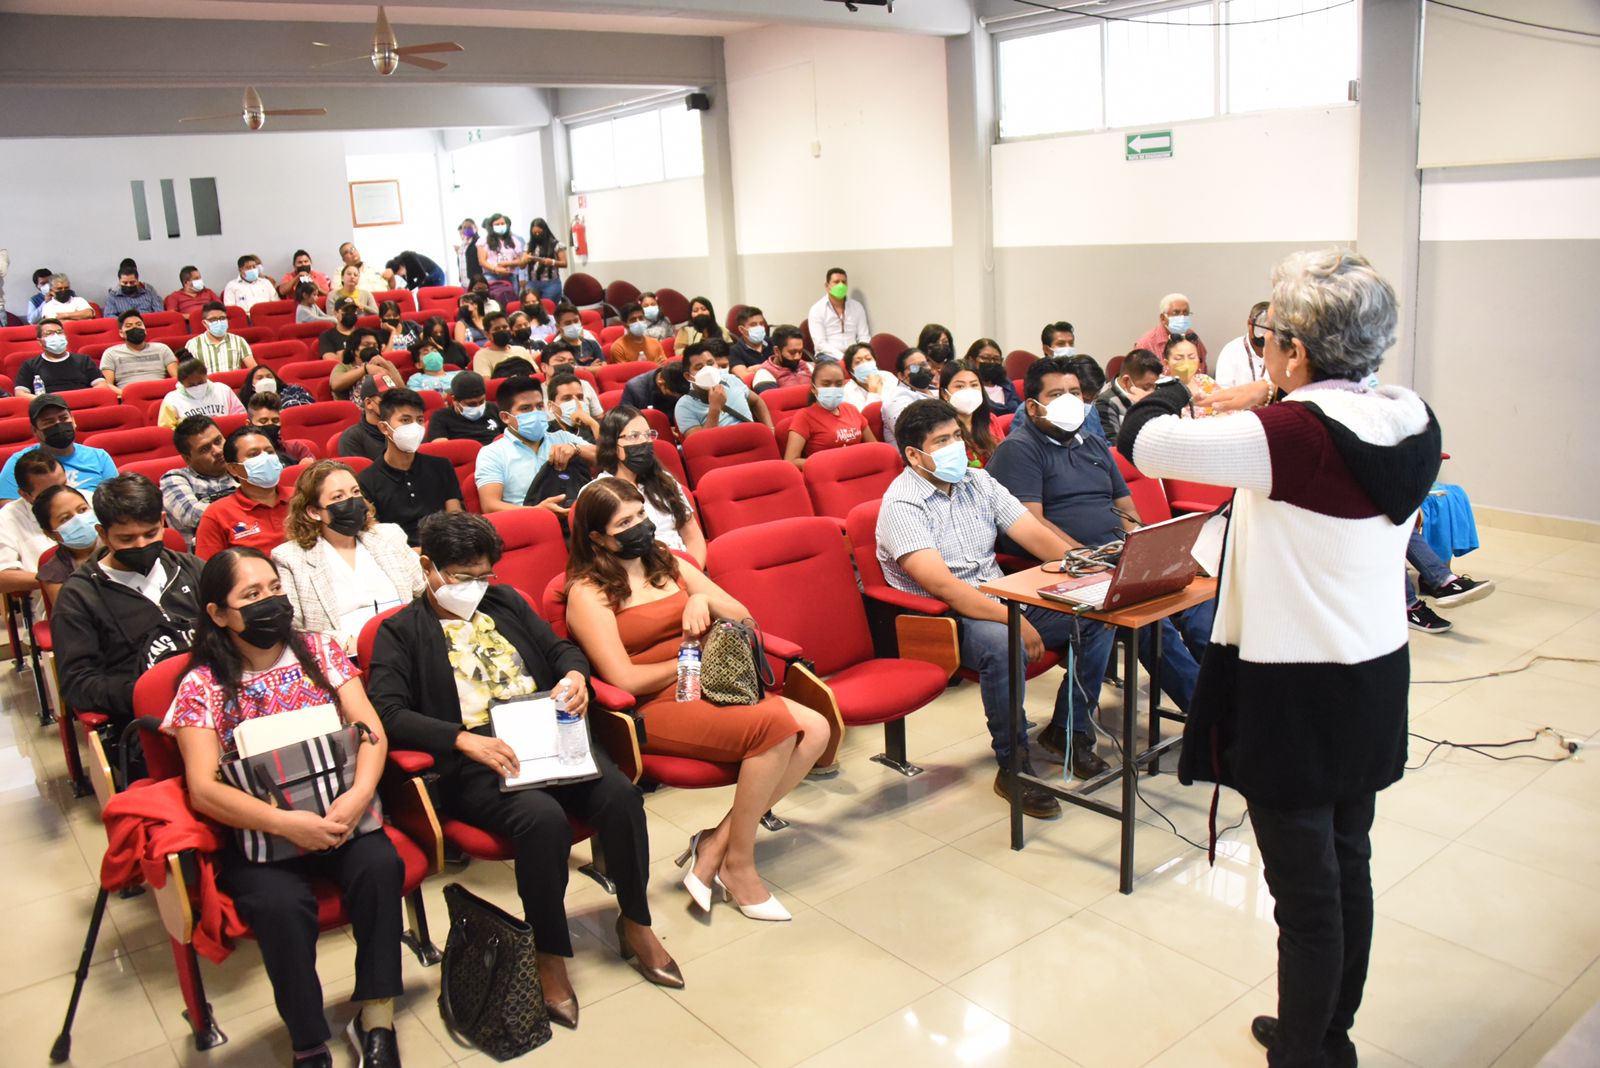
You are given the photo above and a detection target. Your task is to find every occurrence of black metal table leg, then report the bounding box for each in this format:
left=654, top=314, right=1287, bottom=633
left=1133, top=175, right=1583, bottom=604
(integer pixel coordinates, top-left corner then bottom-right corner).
left=1008, top=599, right=1025, bottom=850
left=1120, top=624, right=1139, bottom=894
left=1148, top=620, right=1164, bottom=775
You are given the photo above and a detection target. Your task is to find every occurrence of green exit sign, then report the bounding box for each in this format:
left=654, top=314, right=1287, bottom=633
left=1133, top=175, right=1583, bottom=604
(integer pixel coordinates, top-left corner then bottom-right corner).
left=1125, top=130, right=1173, bottom=161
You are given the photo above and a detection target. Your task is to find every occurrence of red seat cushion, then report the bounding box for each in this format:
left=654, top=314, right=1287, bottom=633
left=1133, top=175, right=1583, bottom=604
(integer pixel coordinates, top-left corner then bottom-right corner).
left=309, top=825, right=429, bottom=930
left=389, top=750, right=434, bottom=774
left=76, top=710, right=108, bottom=730
left=442, top=819, right=515, bottom=861
left=826, top=659, right=949, bottom=727
left=34, top=619, right=51, bottom=653
left=641, top=754, right=739, bottom=789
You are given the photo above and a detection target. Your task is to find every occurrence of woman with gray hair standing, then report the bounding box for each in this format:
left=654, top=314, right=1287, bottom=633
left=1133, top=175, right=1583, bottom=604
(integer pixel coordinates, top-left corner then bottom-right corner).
left=1117, top=248, right=1441, bottom=1068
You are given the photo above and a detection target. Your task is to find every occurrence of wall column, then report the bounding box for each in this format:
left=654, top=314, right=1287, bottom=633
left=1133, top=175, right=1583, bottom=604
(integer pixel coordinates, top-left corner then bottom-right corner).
left=700, top=43, right=742, bottom=310
left=945, top=18, right=998, bottom=346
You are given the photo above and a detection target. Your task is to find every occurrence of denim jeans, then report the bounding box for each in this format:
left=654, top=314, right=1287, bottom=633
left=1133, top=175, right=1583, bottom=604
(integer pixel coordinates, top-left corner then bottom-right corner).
left=531, top=279, right=563, bottom=304
left=1403, top=529, right=1453, bottom=606
left=1063, top=599, right=1212, bottom=734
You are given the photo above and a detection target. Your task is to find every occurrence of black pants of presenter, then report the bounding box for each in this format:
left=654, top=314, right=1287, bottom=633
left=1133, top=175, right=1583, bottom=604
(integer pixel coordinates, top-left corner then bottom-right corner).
left=1249, top=792, right=1377, bottom=1068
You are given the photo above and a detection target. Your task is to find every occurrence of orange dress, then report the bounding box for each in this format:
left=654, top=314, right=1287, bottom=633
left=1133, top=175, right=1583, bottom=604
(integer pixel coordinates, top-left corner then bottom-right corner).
left=614, top=587, right=800, bottom=763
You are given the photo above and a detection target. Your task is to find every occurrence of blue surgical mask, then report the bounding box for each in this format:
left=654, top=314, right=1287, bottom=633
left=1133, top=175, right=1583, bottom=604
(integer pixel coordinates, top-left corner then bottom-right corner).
left=628, top=321, right=647, bottom=338
left=206, top=319, right=228, bottom=338
left=920, top=439, right=970, bottom=485
left=516, top=410, right=548, bottom=440
left=243, top=268, right=260, bottom=283
left=747, top=325, right=767, bottom=345
left=241, top=451, right=283, bottom=489
left=57, top=510, right=98, bottom=550
left=561, top=322, right=583, bottom=341
left=643, top=305, right=660, bottom=322
left=1166, top=315, right=1191, bottom=336
left=852, top=361, right=877, bottom=384
left=1051, top=345, right=1075, bottom=359
left=43, top=334, right=68, bottom=355
left=460, top=403, right=486, bottom=421
left=816, top=386, right=845, bottom=411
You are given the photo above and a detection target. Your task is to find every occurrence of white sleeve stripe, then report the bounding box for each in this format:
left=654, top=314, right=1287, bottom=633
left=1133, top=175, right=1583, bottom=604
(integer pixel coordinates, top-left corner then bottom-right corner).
left=1128, top=412, right=1273, bottom=494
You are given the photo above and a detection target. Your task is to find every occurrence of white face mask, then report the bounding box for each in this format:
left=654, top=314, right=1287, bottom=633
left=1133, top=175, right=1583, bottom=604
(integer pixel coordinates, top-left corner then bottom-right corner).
left=1052, top=345, right=1075, bottom=359
left=1038, top=393, right=1086, bottom=434
left=433, top=574, right=488, bottom=618
left=947, top=388, right=984, bottom=415
left=692, top=366, right=722, bottom=391
left=190, top=277, right=204, bottom=290
left=389, top=422, right=425, bottom=453
left=183, top=382, right=210, bottom=401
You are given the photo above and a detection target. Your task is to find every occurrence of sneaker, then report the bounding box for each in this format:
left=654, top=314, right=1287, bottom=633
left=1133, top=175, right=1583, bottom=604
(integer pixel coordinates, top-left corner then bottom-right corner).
left=346, top=1016, right=401, bottom=1068
left=1071, top=734, right=1111, bottom=779
left=1407, top=602, right=1452, bottom=633
left=993, top=766, right=1061, bottom=819
left=1420, top=574, right=1495, bottom=608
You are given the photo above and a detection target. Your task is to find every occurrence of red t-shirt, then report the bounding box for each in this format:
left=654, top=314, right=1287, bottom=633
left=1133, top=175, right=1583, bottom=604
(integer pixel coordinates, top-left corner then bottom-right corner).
left=194, top=488, right=290, bottom=559
left=788, top=402, right=868, bottom=456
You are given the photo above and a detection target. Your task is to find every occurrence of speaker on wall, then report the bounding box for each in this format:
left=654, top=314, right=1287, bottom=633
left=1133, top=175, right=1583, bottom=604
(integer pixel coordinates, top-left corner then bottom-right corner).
left=686, top=92, right=710, bottom=112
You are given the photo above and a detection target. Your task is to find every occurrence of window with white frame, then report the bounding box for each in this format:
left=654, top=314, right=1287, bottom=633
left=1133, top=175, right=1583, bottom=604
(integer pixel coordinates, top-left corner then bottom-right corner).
left=995, top=0, right=1356, bottom=140
left=569, top=101, right=704, bottom=193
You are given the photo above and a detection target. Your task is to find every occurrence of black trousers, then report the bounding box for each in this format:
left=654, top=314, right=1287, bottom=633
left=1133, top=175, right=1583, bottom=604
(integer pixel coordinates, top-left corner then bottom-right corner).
left=438, top=746, right=650, bottom=957
left=1249, top=792, right=1377, bottom=1068
left=218, top=829, right=405, bottom=1052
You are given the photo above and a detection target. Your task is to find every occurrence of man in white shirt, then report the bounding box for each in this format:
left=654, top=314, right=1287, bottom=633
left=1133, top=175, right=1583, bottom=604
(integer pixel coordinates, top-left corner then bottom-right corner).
left=1211, top=301, right=1271, bottom=390
left=806, top=267, right=870, bottom=359
left=338, top=242, right=388, bottom=295
left=0, top=451, right=67, bottom=609
left=221, top=254, right=277, bottom=312
left=39, top=274, right=95, bottom=321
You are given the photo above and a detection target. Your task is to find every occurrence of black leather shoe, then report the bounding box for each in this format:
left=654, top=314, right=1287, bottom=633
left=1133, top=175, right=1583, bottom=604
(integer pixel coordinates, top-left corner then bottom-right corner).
left=993, top=767, right=1061, bottom=819
left=294, top=1049, right=334, bottom=1068
left=1035, top=723, right=1069, bottom=762
left=1071, top=734, right=1110, bottom=779
left=1251, top=1015, right=1278, bottom=1050
left=346, top=1017, right=401, bottom=1068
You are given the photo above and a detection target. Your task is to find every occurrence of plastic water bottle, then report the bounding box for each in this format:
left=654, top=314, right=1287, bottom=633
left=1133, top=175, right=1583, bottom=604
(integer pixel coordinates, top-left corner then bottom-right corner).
left=675, top=639, right=702, bottom=702
left=553, top=683, right=586, bottom=766
left=32, top=375, right=45, bottom=396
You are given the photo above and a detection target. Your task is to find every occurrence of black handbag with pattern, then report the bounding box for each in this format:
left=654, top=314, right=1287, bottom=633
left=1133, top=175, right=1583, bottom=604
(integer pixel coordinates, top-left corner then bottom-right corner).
left=438, top=882, right=551, bottom=1060
left=699, top=617, right=777, bottom=707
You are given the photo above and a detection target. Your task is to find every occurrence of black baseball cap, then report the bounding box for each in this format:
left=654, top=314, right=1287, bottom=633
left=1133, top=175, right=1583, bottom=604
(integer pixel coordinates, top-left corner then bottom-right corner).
left=28, top=393, right=69, bottom=424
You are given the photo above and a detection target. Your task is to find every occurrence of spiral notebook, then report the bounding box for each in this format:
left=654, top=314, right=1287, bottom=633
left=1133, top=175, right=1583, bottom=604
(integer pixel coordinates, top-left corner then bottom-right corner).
left=488, top=694, right=600, bottom=791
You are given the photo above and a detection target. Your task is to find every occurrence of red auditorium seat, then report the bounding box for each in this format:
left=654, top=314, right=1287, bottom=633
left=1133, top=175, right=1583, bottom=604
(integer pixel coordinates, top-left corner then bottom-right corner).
left=641, top=407, right=674, bottom=444
left=231, top=325, right=276, bottom=345
left=276, top=360, right=335, bottom=403
left=371, top=289, right=414, bottom=311
left=213, top=413, right=248, bottom=437
left=870, top=332, right=907, bottom=372
left=1164, top=479, right=1232, bottom=515
left=579, top=309, right=603, bottom=333
left=0, top=416, right=40, bottom=448
left=248, top=340, right=307, bottom=376
left=485, top=508, right=568, bottom=603
left=802, top=442, right=901, bottom=521
left=680, top=422, right=780, bottom=487
left=0, top=396, right=32, bottom=420
left=1, top=346, right=43, bottom=379
left=65, top=318, right=119, bottom=344
left=708, top=516, right=956, bottom=775
left=72, top=406, right=145, bottom=438
left=863, top=401, right=883, bottom=442
left=417, top=437, right=480, bottom=512
left=281, top=399, right=357, bottom=449
left=120, top=379, right=178, bottom=419
left=85, top=426, right=176, bottom=465
left=662, top=337, right=675, bottom=361
left=248, top=300, right=295, bottom=332
left=52, top=387, right=117, bottom=411
left=604, top=279, right=641, bottom=315
left=599, top=324, right=625, bottom=348
left=653, top=288, right=691, bottom=326
left=799, top=319, right=815, bottom=356
left=757, top=385, right=810, bottom=431
left=1005, top=350, right=1037, bottom=380
left=653, top=437, right=688, bottom=487
left=724, top=303, right=747, bottom=336
left=140, top=311, right=185, bottom=337
left=275, top=320, right=332, bottom=345
left=1111, top=447, right=1172, bottom=524
left=563, top=272, right=605, bottom=310
left=693, top=460, right=816, bottom=540
left=599, top=389, right=624, bottom=412
left=594, top=364, right=656, bottom=396
left=76, top=342, right=116, bottom=362
left=117, top=455, right=184, bottom=483
left=416, top=285, right=465, bottom=314
left=1105, top=355, right=1125, bottom=381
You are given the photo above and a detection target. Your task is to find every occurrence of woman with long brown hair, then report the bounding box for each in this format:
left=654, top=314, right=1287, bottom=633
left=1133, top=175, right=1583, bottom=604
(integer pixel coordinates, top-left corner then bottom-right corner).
left=939, top=358, right=1004, bottom=467
left=564, top=479, right=829, bottom=922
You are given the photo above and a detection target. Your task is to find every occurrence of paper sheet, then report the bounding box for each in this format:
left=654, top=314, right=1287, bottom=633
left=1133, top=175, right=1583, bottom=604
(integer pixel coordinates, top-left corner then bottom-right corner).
left=489, top=696, right=598, bottom=790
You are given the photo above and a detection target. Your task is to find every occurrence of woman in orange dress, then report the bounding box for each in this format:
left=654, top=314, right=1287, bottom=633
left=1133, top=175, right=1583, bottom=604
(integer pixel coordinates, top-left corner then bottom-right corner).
left=564, top=479, right=829, bottom=923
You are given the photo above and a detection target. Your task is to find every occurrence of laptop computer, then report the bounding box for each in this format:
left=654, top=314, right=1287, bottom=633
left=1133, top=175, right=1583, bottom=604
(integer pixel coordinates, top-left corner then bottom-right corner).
left=1036, top=510, right=1212, bottom=611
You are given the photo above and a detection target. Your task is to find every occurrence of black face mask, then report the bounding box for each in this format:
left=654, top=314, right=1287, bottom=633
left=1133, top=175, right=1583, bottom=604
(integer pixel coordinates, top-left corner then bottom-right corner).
left=258, top=424, right=282, bottom=446
left=55, top=289, right=74, bottom=301
left=622, top=442, right=656, bottom=474
left=1249, top=335, right=1266, bottom=352
left=491, top=329, right=513, bottom=348
left=41, top=422, right=76, bottom=450
left=612, top=520, right=657, bottom=560
left=927, top=344, right=953, bottom=364
left=512, top=327, right=533, bottom=344
left=355, top=347, right=378, bottom=363
left=323, top=497, right=368, bottom=537
left=779, top=353, right=800, bottom=369
left=906, top=365, right=934, bottom=390
left=339, top=309, right=360, bottom=327
left=977, top=362, right=1006, bottom=386
left=382, top=319, right=402, bottom=332
left=113, top=540, right=162, bottom=575
left=120, top=284, right=140, bottom=296
left=692, top=315, right=716, bottom=333
left=124, top=327, right=147, bottom=346
left=237, top=594, right=294, bottom=650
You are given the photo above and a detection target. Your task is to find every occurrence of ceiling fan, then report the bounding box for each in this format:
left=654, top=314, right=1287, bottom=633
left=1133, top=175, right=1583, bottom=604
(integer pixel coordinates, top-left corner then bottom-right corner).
left=315, top=6, right=464, bottom=75
left=179, top=86, right=327, bottom=131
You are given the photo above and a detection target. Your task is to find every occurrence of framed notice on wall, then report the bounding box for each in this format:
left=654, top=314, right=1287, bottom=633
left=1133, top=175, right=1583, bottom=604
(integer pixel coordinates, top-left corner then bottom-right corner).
left=349, top=180, right=403, bottom=227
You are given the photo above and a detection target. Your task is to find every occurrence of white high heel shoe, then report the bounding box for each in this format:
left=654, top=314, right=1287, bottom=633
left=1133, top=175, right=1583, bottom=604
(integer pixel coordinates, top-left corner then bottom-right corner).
left=676, top=831, right=715, bottom=914
left=713, top=873, right=792, bottom=922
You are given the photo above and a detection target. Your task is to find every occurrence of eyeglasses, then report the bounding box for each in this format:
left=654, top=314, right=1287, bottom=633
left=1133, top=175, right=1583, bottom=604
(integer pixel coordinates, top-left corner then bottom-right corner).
left=443, top=571, right=496, bottom=584
left=618, top=430, right=658, bottom=445
left=1249, top=318, right=1276, bottom=343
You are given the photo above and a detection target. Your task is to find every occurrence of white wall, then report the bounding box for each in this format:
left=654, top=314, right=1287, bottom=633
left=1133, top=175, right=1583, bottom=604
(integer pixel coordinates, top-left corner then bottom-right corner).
left=342, top=130, right=450, bottom=281
left=565, top=178, right=709, bottom=262
left=1420, top=161, right=1600, bottom=241
left=1, top=132, right=350, bottom=312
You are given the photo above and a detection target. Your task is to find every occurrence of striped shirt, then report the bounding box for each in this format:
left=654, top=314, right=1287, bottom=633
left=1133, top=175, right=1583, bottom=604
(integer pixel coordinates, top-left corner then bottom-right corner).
left=185, top=332, right=254, bottom=374
left=875, top=466, right=1026, bottom=600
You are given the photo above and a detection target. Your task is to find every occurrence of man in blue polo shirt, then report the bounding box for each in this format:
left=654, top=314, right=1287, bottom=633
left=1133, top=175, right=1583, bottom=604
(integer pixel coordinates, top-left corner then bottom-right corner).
left=0, top=394, right=119, bottom=500
left=673, top=343, right=774, bottom=437
left=475, top=375, right=596, bottom=513
left=988, top=356, right=1213, bottom=763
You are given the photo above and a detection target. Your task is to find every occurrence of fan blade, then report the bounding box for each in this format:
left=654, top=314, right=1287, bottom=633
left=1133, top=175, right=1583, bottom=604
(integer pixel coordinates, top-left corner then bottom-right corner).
left=313, top=53, right=372, bottom=68
left=262, top=108, right=328, bottom=117
left=178, top=113, right=239, bottom=123
left=396, top=53, right=448, bottom=71
left=395, top=41, right=463, bottom=55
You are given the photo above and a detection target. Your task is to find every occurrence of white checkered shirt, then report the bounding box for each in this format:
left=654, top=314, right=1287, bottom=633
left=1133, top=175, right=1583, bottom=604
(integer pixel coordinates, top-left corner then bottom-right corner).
left=875, top=466, right=1026, bottom=600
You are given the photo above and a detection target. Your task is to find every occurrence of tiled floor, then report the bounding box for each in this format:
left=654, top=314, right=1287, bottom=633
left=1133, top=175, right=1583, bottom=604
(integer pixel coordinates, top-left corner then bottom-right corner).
left=4, top=525, right=1599, bottom=1067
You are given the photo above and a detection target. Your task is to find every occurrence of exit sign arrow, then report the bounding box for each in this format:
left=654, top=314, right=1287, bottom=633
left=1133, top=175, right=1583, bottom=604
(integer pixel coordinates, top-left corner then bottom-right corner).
left=1125, top=131, right=1173, bottom=160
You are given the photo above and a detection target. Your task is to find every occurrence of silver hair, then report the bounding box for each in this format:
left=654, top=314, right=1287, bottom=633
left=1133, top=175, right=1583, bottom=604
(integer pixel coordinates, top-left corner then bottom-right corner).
left=1158, top=292, right=1188, bottom=315
left=50, top=272, right=70, bottom=286
left=1269, top=249, right=1397, bottom=381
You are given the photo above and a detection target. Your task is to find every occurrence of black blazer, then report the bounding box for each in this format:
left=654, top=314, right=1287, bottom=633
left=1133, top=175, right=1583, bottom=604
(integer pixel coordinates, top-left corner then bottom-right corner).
left=366, top=585, right=590, bottom=765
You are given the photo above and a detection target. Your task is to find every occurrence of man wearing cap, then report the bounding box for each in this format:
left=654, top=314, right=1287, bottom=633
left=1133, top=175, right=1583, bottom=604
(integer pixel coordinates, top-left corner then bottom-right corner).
left=0, top=394, right=118, bottom=500
left=423, top=371, right=504, bottom=445
left=336, top=375, right=393, bottom=461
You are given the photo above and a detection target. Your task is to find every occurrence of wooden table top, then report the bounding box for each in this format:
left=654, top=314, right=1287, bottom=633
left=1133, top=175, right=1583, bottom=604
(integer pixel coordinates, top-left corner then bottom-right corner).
left=979, top=569, right=1218, bottom=629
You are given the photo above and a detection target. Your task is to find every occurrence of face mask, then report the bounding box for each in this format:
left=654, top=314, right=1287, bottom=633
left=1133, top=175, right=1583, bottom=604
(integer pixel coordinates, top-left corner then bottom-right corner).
left=382, top=319, right=402, bottom=333
left=43, top=334, right=68, bottom=355
left=54, top=289, right=74, bottom=301
left=113, top=540, right=162, bottom=574
left=182, top=382, right=210, bottom=401
left=919, top=439, right=970, bottom=485
left=692, top=366, right=722, bottom=391
left=120, top=284, right=140, bottom=296
left=433, top=573, right=488, bottom=618
left=513, top=327, right=533, bottom=344
left=628, top=321, right=647, bottom=338
left=643, top=305, right=660, bottom=322
left=236, top=594, right=293, bottom=650
left=339, top=309, right=360, bottom=327
left=462, top=227, right=476, bottom=240
left=125, top=327, right=147, bottom=345
left=411, top=352, right=441, bottom=374
left=557, top=399, right=580, bottom=422
left=240, top=451, right=283, bottom=489
left=491, top=329, right=513, bottom=348
left=57, top=510, right=98, bottom=551
left=389, top=422, right=425, bottom=453
left=1051, top=345, right=1075, bottom=359
left=515, top=410, right=548, bottom=440
left=906, top=365, right=933, bottom=390
left=322, top=497, right=369, bottom=537
left=948, top=388, right=984, bottom=415
left=1169, top=359, right=1198, bottom=382
left=1249, top=334, right=1266, bottom=352
left=460, top=403, right=486, bottom=421
left=927, top=344, right=953, bottom=364
left=561, top=322, right=583, bottom=341
left=38, top=283, right=50, bottom=297
left=206, top=320, right=228, bottom=338
left=493, top=224, right=508, bottom=235
left=852, top=361, right=877, bottom=384
left=747, top=325, right=767, bottom=345
left=692, top=315, right=716, bottom=333
left=243, top=268, right=260, bottom=283
left=622, top=442, right=656, bottom=474
left=1037, top=392, right=1086, bottom=434
left=612, top=519, right=656, bottom=560
left=41, top=422, right=75, bottom=449
left=829, top=282, right=849, bottom=300
left=258, top=424, right=282, bottom=446
left=190, top=277, right=205, bottom=291
left=977, top=362, right=1006, bottom=386
left=356, top=347, right=379, bottom=363
left=1166, top=315, right=1192, bottom=336
left=816, top=386, right=845, bottom=412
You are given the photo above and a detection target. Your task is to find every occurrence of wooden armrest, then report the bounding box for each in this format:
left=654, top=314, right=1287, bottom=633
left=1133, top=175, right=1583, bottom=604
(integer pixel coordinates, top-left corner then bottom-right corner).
left=780, top=662, right=845, bottom=768
left=591, top=677, right=635, bottom=711
left=864, top=583, right=950, bottom=616
left=896, top=615, right=960, bottom=678
left=84, top=728, right=116, bottom=808
left=153, top=853, right=195, bottom=945
left=380, top=773, right=444, bottom=876
left=590, top=707, right=643, bottom=784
